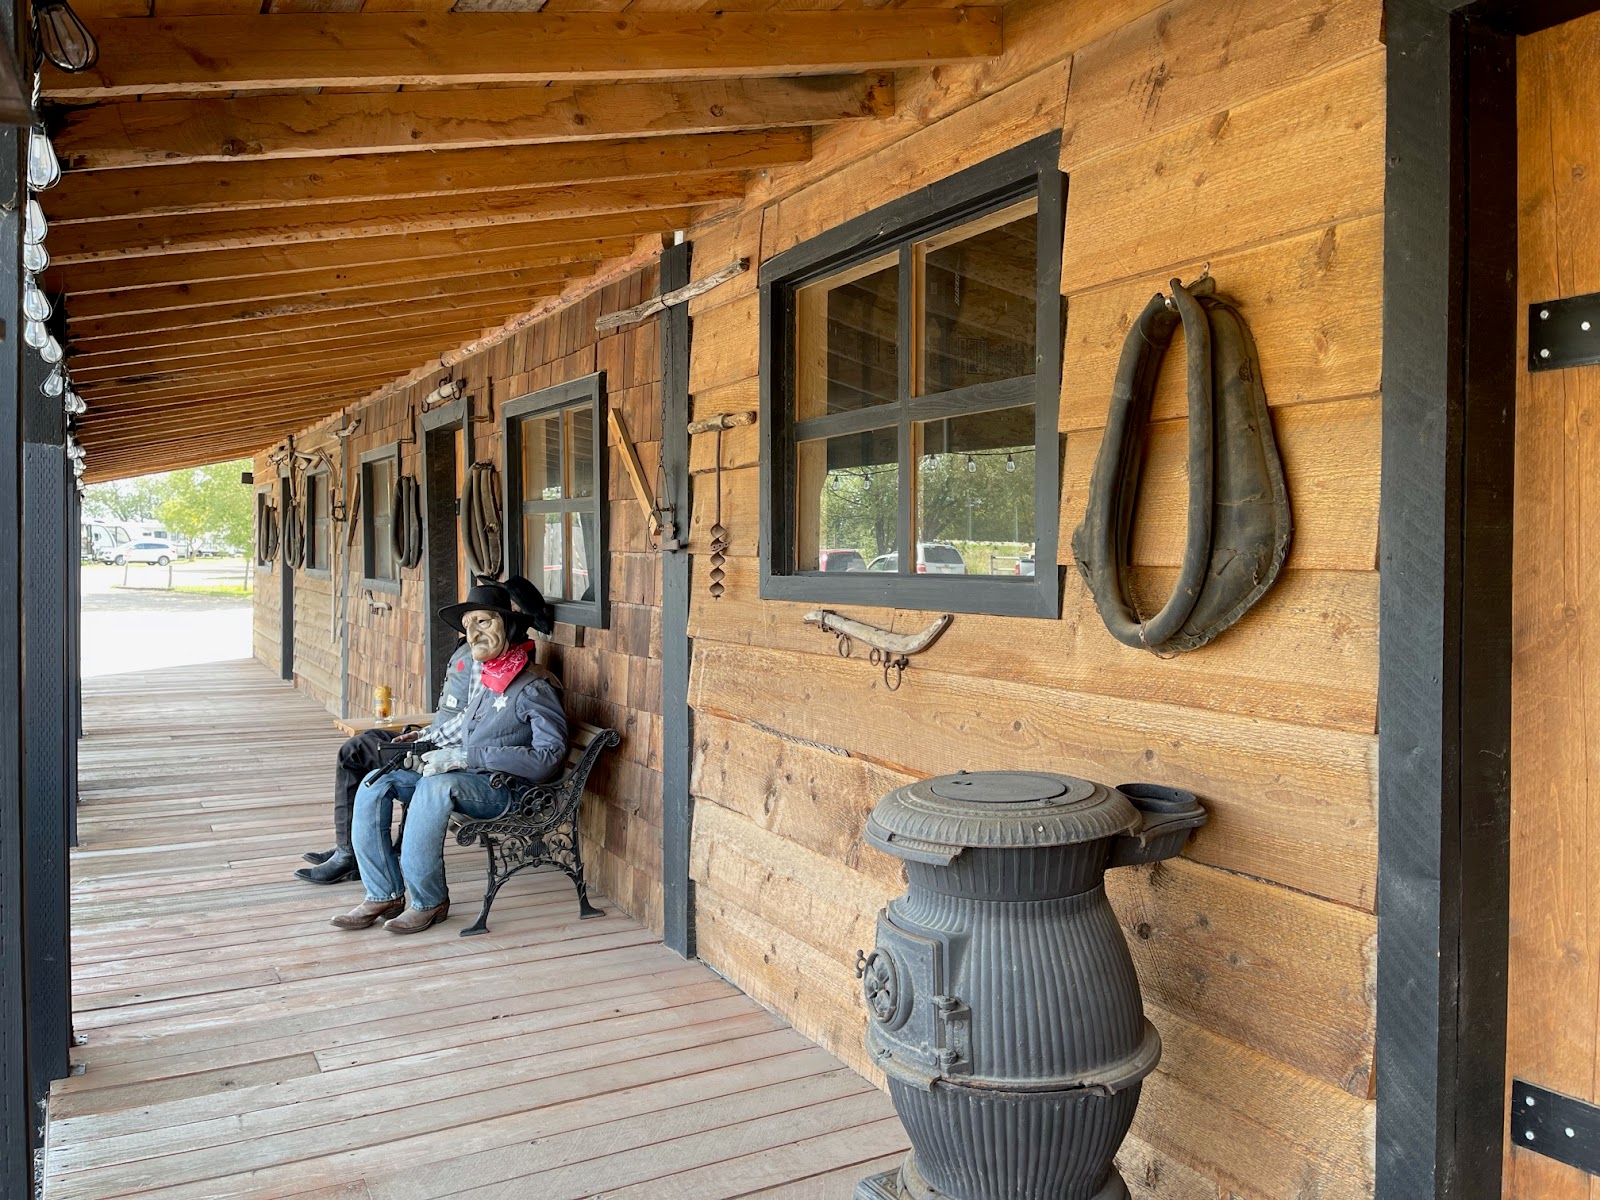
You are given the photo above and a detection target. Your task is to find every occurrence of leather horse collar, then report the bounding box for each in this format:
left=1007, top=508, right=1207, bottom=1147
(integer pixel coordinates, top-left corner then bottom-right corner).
left=1071, top=275, right=1291, bottom=655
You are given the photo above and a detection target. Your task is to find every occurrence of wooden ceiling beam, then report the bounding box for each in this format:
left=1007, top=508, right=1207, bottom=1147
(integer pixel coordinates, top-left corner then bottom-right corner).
left=81, top=396, right=380, bottom=453
left=50, top=174, right=745, bottom=263
left=60, top=240, right=622, bottom=321
left=53, top=75, right=887, bottom=169
left=72, top=305, right=539, bottom=375
left=41, top=12, right=997, bottom=99
left=68, top=265, right=582, bottom=341
left=78, top=369, right=399, bottom=418
left=53, top=210, right=690, bottom=292
left=80, top=386, right=362, bottom=432
left=73, top=327, right=501, bottom=390
left=47, top=131, right=811, bottom=221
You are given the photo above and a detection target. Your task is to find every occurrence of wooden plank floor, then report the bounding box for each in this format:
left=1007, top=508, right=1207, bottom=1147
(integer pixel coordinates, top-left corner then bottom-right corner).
left=44, top=659, right=906, bottom=1200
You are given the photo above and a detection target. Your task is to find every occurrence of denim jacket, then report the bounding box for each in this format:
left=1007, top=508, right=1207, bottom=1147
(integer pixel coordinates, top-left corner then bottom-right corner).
left=430, top=644, right=568, bottom=784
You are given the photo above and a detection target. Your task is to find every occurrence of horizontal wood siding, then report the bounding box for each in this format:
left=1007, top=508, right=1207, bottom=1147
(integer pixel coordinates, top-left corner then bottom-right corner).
left=256, top=267, right=667, bottom=934
left=681, top=0, right=1383, bottom=1195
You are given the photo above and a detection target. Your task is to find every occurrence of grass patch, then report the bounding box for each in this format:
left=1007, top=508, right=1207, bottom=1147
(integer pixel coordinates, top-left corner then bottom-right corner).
left=170, top=582, right=254, bottom=598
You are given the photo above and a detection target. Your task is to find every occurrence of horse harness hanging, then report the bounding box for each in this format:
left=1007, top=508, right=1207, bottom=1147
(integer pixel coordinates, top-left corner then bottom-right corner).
left=1071, top=274, right=1291, bottom=655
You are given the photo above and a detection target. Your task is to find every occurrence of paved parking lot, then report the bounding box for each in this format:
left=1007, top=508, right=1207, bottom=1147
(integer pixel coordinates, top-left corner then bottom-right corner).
left=81, top=560, right=254, bottom=678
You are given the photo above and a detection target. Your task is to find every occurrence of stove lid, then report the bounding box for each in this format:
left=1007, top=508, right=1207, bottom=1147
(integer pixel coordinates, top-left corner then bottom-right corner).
left=865, top=770, right=1139, bottom=861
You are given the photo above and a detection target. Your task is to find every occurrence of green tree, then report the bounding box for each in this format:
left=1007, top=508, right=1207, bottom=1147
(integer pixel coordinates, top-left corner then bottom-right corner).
left=81, top=471, right=169, bottom=523
left=158, top=459, right=254, bottom=552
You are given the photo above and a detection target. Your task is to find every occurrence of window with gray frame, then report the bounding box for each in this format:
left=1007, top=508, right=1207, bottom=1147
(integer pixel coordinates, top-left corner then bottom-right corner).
left=758, top=133, right=1065, bottom=619
left=305, top=470, right=330, bottom=574
left=361, top=448, right=398, bottom=590
left=503, top=373, right=608, bottom=628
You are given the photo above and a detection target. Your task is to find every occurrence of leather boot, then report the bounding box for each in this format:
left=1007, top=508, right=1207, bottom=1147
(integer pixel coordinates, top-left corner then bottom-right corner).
left=330, top=897, right=404, bottom=929
left=302, top=847, right=336, bottom=865
left=295, top=848, right=359, bottom=884
left=386, top=897, right=450, bottom=935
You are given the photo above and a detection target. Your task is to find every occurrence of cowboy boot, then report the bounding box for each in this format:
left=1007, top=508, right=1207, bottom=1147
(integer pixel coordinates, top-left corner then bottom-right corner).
left=330, top=897, right=404, bottom=930
left=385, top=896, right=450, bottom=935
left=302, top=847, right=336, bottom=865
left=295, top=848, right=360, bottom=884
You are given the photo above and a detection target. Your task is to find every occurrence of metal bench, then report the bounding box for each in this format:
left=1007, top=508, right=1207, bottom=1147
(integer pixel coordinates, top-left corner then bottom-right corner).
left=449, top=721, right=620, bottom=937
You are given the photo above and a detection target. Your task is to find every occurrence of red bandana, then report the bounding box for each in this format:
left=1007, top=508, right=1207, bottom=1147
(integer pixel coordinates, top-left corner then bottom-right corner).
left=480, top=641, right=535, bottom=695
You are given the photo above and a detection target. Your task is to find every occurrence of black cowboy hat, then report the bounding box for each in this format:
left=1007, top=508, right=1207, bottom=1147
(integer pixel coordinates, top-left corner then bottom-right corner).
left=439, top=575, right=555, bottom=637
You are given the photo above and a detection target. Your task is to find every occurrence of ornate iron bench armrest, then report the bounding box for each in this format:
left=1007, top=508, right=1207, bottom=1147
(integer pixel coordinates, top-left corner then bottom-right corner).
left=450, top=727, right=621, bottom=937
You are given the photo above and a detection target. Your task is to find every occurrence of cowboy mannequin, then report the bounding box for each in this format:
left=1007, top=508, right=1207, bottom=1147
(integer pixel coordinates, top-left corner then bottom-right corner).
left=332, top=577, right=568, bottom=934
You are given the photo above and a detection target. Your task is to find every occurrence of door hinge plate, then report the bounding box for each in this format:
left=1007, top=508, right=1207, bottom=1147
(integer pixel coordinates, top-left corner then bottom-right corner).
left=1511, top=1078, right=1600, bottom=1174
left=1530, top=292, right=1600, bottom=371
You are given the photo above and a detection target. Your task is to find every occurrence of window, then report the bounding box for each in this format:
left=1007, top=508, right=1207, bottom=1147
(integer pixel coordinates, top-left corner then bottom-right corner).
left=304, top=470, right=331, bottom=575
left=503, top=373, right=608, bottom=628
left=361, top=447, right=399, bottom=591
left=758, top=133, right=1065, bottom=618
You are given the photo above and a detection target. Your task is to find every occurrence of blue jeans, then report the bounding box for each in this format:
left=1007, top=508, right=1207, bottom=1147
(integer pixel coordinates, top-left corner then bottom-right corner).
left=350, top=767, right=511, bottom=911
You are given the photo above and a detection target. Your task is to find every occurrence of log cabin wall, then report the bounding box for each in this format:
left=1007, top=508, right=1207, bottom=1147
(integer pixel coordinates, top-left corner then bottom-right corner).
left=680, top=0, right=1383, bottom=1194
left=251, top=264, right=667, bottom=933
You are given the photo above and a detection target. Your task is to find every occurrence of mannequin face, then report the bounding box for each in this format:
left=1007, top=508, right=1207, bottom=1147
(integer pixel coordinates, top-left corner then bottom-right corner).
left=463, top=610, right=508, bottom=662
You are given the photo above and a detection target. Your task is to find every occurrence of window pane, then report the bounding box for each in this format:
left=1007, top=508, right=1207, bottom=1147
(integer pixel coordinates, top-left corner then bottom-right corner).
left=795, top=252, right=899, bottom=420
left=520, top=414, right=562, bottom=501
left=569, top=512, right=595, bottom=602
left=917, top=200, right=1038, bottom=396
left=524, top=511, right=565, bottom=600
left=368, top=463, right=395, bottom=579
left=567, top=408, right=595, bottom=499
left=796, top=426, right=900, bottom=572
left=915, top=404, right=1036, bottom=577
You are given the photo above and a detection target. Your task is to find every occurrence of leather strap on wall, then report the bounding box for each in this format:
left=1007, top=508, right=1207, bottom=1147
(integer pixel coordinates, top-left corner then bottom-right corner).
left=461, top=462, right=503, bottom=580
left=1071, top=275, right=1291, bottom=655
left=391, top=475, right=423, bottom=570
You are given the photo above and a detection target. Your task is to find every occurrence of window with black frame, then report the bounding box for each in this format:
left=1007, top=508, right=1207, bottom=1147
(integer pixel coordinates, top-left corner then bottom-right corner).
left=759, top=133, right=1065, bottom=619
left=360, top=448, right=398, bottom=590
left=305, top=470, right=331, bottom=574
left=504, top=373, right=608, bottom=628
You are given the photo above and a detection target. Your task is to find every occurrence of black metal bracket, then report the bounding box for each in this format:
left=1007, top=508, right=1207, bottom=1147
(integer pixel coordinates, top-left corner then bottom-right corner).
left=1510, top=1079, right=1600, bottom=1174
left=1529, top=292, right=1600, bottom=370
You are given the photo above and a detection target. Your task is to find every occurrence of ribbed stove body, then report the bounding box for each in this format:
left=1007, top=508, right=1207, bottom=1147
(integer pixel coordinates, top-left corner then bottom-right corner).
left=854, top=771, right=1206, bottom=1200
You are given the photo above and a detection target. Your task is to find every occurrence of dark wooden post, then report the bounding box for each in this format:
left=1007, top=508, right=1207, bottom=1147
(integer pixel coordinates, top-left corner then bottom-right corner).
left=1377, top=2, right=1517, bottom=1194
left=21, top=344, right=74, bottom=1121
left=659, top=241, right=695, bottom=958
left=0, top=14, right=30, bottom=1197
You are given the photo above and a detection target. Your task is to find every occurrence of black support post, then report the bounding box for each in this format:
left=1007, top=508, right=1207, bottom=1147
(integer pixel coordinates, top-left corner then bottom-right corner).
left=21, top=348, right=74, bottom=1122
left=1376, top=2, right=1518, bottom=1195
left=0, top=22, right=30, bottom=1198
left=659, top=242, right=695, bottom=959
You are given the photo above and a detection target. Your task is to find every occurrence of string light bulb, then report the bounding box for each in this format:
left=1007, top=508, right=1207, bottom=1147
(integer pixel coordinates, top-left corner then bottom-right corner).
left=1005, top=454, right=1016, bottom=473
left=24, top=198, right=46, bottom=245
left=40, top=335, right=63, bottom=364
left=23, top=238, right=47, bottom=273
left=23, top=318, right=46, bottom=349
left=64, top=390, right=85, bottom=415
left=34, top=0, right=99, bottom=73
left=41, top=367, right=62, bottom=397
left=22, top=281, right=49, bottom=321
left=27, top=126, right=60, bottom=190
left=966, top=455, right=977, bottom=473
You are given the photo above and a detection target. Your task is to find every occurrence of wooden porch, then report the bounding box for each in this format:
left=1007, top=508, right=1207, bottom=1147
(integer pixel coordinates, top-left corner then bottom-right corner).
left=43, top=659, right=904, bottom=1200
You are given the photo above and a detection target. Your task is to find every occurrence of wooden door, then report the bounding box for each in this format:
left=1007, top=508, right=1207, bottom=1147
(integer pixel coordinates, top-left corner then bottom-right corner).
left=1507, top=10, right=1600, bottom=1195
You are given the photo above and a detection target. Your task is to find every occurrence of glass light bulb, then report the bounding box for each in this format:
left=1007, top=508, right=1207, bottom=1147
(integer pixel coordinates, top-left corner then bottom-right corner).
left=23, top=318, right=46, bottom=348
left=966, top=455, right=977, bottom=473
left=36, top=0, right=99, bottom=73
left=41, top=336, right=63, bottom=364
left=41, top=368, right=62, bottom=397
left=27, top=127, right=60, bottom=191
left=23, top=240, right=48, bottom=273
left=23, top=284, right=50, bottom=322
left=24, top=199, right=46, bottom=246
left=66, top=391, right=85, bottom=415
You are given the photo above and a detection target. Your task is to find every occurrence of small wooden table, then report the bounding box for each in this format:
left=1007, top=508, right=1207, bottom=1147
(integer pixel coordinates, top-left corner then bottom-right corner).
left=332, top=713, right=434, bottom=737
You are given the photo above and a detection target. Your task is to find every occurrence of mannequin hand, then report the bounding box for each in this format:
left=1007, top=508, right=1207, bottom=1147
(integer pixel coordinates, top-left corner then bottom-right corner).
left=419, top=748, right=467, bottom=776
left=392, top=729, right=420, bottom=744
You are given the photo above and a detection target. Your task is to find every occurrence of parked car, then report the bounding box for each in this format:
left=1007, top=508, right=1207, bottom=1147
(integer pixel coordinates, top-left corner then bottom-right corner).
left=1015, top=555, right=1035, bottom=576
left=817, top=548, right=866, bottom=572
left=113, top=539, right=181, bottom=566
left=864, top=543, right=969, bottom=575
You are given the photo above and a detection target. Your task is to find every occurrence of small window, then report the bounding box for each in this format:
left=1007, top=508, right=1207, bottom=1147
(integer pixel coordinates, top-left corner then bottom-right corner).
left=305, top=470, right=331, bottom=574
left=361, top=447, right=399, bottom=592
left=503, top=373, right=608, bottom=628
left=758, top=133, right=1065, bottom=618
